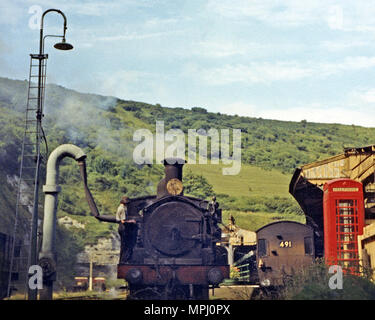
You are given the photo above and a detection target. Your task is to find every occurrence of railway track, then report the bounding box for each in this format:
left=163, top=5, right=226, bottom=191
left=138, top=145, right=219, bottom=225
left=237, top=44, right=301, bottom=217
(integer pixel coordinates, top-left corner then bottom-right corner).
left=55, top=291, right=127, bottom=300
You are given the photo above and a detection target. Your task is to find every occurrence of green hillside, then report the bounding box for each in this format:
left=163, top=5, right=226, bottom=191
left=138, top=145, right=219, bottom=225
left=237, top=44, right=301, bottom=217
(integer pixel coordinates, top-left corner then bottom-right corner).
left=2, top=76, right=375, bottom=227
left=115, top=100, right=375, bottom=174
left=2, top=75, right=375, bottom=221
left=1, top=76, right=375, bottom=285
left=185, top=163, right=291, bottom=198
left=185, top=163, right=304, bottom=230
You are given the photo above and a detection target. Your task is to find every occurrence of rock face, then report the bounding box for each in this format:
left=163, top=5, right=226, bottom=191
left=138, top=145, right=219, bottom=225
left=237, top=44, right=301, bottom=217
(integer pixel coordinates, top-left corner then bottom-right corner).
left=58, top=215, right=121, bottom=280
left=77, top=233, right=120, bottom=266
left=6, top=174, right=33, bottom=214
left=58, top=216, right=85, bottom=230
left=76, top=233, right=121, bottom=280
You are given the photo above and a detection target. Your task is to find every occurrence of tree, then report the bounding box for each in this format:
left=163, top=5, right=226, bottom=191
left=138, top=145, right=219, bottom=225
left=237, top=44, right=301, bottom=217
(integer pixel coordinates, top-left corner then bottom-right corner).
left=183, top=170, right=215, bottom=199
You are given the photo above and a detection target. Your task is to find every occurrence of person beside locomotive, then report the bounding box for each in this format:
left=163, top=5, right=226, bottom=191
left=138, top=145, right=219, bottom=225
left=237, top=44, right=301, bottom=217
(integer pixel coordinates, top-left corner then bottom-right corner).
left=116, top=196, right=138, bottom=263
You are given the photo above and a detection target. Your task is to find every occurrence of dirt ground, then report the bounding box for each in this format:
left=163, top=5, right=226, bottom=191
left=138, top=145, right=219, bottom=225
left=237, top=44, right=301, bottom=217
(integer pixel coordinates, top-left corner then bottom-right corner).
left=210, top=285, right=258, bottom=300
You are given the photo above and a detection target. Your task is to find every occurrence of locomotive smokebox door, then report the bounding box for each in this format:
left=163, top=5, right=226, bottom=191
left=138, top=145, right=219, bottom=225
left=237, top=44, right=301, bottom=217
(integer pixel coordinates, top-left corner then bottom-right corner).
left=145, top=201, right=201, bottom=256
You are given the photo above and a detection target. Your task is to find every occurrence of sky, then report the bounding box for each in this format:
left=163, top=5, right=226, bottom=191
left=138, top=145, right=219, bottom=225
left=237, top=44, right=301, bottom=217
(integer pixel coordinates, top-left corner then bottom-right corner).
left=2, top=0, right=375, bottom=127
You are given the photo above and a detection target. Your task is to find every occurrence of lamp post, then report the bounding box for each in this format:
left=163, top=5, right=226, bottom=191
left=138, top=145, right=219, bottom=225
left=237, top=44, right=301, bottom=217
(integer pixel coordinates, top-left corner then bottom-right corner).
left=28, top=8, right=73, bottom=301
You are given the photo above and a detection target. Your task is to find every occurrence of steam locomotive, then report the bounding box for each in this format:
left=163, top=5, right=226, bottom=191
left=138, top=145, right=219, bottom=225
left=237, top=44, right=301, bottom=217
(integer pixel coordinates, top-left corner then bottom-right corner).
left=85, top=158, right=229, bottom=300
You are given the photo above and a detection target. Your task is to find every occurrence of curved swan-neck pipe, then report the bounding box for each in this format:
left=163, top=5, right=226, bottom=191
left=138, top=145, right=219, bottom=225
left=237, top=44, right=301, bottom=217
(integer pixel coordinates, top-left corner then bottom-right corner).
left=39, top=144, right=86, bottom=299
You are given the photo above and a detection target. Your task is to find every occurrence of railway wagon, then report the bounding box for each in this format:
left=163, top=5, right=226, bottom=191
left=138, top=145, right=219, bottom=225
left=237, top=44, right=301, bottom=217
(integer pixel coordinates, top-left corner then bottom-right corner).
left=256, top=221, right=315, bottom=288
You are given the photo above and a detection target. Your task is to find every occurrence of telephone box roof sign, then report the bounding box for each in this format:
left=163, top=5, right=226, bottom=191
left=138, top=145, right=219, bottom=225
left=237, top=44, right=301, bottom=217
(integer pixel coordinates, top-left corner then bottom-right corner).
left=289, top=144, right=375, bottom=239
left=323, top=178, right=363, bottom=193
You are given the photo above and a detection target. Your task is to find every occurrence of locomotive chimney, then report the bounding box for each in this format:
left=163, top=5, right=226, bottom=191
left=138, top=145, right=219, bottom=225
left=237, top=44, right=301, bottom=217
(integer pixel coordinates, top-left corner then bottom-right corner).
left=157, top=158, right=185, bottom=198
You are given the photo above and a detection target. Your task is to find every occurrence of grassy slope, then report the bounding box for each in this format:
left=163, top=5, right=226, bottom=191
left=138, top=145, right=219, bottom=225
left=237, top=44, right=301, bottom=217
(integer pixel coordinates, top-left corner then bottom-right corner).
left=221, top=210, right=305, bottom=232
left=186, top=163, right=304, bottom=230
left=185, top=163, right=291, bottom=198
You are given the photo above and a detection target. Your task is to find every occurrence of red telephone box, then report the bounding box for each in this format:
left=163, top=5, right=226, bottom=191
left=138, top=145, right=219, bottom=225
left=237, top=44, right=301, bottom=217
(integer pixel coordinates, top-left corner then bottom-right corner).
left=323, top=179, right=365, bottom=273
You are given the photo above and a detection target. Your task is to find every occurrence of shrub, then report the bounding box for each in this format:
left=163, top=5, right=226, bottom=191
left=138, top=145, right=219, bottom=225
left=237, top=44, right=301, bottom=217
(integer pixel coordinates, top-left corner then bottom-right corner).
left=279, top=259, right=375, bottom=300
left=183, top=170, right=215, bottom=199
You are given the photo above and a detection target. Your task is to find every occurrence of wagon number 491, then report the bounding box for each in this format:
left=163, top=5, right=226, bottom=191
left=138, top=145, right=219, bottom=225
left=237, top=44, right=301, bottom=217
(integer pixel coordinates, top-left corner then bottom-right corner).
left=279, top=241, right=292, bottom=248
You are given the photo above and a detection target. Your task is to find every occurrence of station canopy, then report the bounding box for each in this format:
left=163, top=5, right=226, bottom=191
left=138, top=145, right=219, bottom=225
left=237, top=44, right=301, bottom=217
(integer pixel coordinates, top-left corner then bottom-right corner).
left=289, top=145, right=375, bottom=232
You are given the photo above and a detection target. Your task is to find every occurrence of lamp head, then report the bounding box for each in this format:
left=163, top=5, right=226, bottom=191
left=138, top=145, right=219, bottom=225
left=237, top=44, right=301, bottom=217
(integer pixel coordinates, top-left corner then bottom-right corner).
left=54, top=38, right=73, bottom=50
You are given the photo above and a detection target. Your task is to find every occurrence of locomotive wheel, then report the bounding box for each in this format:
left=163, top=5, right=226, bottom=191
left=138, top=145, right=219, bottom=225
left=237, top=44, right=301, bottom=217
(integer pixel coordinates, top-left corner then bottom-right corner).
left=127, top=285, right=187, bottom=300
left=127, top=284, right=209, bottom=300
left=163, top=286, right=188, bottom=300
left=128, top=286, right=162, bottom=300
left=165, top=285, right=209, bottom=300
left=190, top=285, right=209, bottom=300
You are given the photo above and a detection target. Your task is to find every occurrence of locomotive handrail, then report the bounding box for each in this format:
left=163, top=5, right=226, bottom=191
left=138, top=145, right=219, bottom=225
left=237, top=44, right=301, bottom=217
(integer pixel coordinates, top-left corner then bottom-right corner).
left=143, top=194, right=204, bottom=213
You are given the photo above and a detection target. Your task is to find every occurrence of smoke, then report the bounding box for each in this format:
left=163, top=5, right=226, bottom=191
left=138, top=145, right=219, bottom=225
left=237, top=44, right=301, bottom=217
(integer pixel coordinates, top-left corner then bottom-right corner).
left=43, top=84, right=136, bottom=161
left=0, top=77, right=138, bottom=163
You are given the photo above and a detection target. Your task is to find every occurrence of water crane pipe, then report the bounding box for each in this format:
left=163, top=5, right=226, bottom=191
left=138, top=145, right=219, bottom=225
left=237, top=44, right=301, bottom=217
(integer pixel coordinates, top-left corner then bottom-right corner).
left=77, top=160, right=118, bottom=223
left=39, top=144, right=86, bottom=299
left=38, top=144, right=120, bottom=299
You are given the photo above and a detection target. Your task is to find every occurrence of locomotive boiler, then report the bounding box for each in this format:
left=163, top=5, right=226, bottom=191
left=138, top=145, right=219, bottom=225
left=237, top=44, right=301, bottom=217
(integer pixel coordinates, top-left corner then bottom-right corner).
left=82, top=158, right=229, bottom=299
